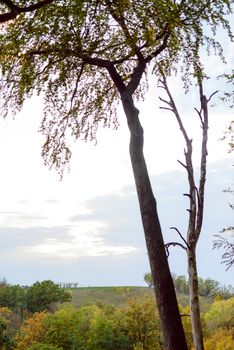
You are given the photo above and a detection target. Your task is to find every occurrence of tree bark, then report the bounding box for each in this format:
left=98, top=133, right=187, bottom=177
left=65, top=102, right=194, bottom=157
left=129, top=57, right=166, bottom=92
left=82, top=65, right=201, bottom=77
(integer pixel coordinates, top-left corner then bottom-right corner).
left=188, top=247, right=204, bottom=350
left=121, top=90, right=188, bottom=350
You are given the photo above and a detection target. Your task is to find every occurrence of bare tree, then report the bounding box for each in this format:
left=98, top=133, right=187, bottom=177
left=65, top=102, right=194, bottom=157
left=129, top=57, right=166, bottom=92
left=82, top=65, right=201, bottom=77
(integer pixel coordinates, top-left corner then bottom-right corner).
left=159, top=72, right=218, bottom=350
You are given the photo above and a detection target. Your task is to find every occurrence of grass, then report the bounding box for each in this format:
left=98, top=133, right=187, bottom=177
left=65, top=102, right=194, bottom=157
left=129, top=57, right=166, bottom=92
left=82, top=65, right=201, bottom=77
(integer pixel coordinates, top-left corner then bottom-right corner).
left=68, top=286, right=193, bottom=309
left=69, top=286, right=154, bottom=308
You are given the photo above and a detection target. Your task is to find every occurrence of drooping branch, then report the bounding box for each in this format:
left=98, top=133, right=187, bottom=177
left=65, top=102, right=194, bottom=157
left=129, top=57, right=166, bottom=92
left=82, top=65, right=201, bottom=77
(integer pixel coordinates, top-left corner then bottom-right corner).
left=170, top=226, right=190, bottom=249
left=165, top=226, right=189, bottom=257
left=165, top=242, right=187, bottom=257
left=213, top=234, right=234, bottom=270
left=0, top=0, right=54, bottom=23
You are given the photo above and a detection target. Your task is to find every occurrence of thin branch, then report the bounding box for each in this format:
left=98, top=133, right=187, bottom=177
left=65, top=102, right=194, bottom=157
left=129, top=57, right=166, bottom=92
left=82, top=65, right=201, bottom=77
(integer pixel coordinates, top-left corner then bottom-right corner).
left=170, top=226, right=190, bottom=249
left=159, top=96, right=172, bottom=106
left=159, top=106, right=173, bottom=112
left=177, top=159, right=187, bottom=169
left=165, top=242, right=187, bottom=257
left=70, top=63, right=85, bottom=109
left=207, top=90, right=218, bottom=103
left=194, top=107, right=204, bottom=126
left=159, top=74, right=190, bottom=144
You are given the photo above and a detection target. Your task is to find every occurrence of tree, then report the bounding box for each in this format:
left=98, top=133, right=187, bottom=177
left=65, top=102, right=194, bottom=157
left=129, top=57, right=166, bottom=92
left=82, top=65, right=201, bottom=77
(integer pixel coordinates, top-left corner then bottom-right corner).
left=143, top=273, right=153, bottom=288
left=44, top=305, right=107, bottom=350
left=157, top=70, right=218, bottom=349
left=198, top=278, right=220, bottom=299
left=0, top=285, right=26, bottom=317
left=25, top=280, right=71, bottom=313
left=204, top=297, right=234, bottom=332
left=174, top=276, right=189, bottom=295
left=123, top=297, right=162, bottom=350
left=204, top=329, right=234, bottom=350
left=0, top=1, right=232, bottom=349
left=14, top=312, right=48, bottom=350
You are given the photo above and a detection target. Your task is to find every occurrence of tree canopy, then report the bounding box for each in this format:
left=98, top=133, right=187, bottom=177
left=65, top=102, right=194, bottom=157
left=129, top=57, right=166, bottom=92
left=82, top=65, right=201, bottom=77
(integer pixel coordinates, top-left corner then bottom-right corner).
left=0, top=0, right=232, bottom=172
left=25, top=280, right=71, bottom=313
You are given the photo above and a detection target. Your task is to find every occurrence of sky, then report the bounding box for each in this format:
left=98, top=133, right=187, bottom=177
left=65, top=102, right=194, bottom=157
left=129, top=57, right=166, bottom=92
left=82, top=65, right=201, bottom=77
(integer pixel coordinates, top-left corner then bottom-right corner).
left=0, top=75, right=233, bottom=287
left=0, top=24, right=233, bottom=287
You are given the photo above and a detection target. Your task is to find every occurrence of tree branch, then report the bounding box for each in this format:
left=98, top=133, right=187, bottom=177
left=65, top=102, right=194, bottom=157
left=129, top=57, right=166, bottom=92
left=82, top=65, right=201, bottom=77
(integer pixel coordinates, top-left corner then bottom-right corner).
left=159, top=73, right=198, bottom=242
left=207, top=90, right=218, bottom=103
left=170, top=226, right=190, bottom=249
left=177, top=159, right=187, bottom=169
left=0, top=0, right=54, bottom=23
left=145, top=31, right=170, bottom=63
left=195, top=81, right=209, bottom=239
left=165, top=242, right=187, bottom=257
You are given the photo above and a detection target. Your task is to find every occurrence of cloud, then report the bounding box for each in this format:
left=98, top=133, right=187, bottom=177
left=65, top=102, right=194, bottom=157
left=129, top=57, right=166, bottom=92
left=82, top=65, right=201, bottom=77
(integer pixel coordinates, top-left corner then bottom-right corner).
left=0, top=158, right=233, bottom=286
left=0, top=226, right=71, bottom=251
left=27, top=221, right=139, bottom=260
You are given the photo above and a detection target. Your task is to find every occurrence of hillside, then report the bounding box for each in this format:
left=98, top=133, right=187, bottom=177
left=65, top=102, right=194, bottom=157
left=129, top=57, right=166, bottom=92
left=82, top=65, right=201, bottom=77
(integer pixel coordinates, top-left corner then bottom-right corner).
left=69, top=286, right=196, bottom=309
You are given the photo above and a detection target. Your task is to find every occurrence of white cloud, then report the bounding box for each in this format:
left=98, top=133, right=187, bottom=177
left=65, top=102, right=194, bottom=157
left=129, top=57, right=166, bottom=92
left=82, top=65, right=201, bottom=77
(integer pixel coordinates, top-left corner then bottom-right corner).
left=27, top=222, right=139, bottom=259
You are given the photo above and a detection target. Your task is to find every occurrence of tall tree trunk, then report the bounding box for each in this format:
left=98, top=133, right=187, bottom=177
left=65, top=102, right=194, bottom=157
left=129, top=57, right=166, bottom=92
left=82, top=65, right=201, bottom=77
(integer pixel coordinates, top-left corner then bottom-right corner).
left=121, top=91, right=188, bottom=350
left=188, top=247, right=204, bottom=350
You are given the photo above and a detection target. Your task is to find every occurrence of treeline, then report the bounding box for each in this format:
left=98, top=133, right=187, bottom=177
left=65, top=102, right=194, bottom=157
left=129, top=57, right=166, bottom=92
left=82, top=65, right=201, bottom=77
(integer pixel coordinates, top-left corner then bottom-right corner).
left=1, top=293, right=234, bottom=350
left=0, top=280, right=71, bottom=316
left=144, top=273, right=234, bottom=299
left=0, top=279, right=234, bottom=350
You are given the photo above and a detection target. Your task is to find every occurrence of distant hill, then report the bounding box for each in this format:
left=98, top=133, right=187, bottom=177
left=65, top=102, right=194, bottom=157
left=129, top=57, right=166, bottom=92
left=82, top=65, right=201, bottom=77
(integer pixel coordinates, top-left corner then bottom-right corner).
left=69, top=286, right=202, bottom=310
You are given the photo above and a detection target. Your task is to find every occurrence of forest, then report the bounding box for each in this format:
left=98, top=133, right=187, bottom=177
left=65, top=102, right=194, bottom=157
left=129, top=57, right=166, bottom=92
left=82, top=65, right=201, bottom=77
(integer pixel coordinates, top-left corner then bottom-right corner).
left=0, top=278, right=233, bottom=350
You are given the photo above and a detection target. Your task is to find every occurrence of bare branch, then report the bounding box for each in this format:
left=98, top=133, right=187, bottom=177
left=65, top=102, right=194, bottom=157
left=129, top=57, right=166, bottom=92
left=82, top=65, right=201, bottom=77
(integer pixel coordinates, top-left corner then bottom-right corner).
left=159, top=96, right=172, bottom=106
left=207, top=90, right=219, bottom=103
left=165, top=242, right=187, bottom=257
left=177, top=159, right=187, bottom=169
left=159, top=106, right=173, bottom=112
left=194, top=107, right=204, bottom=126
left=159, top=74, right=191, bottom=144
left=170, top=226, right=190, bottom=249
left=195, top=81, right=209, bottom=239
left=159, top=74, right=198, bottom=241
